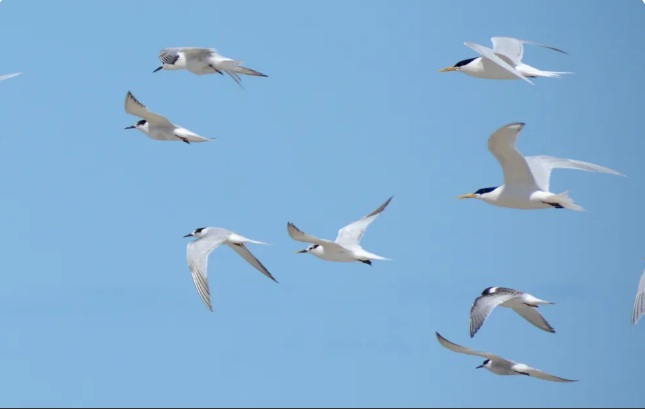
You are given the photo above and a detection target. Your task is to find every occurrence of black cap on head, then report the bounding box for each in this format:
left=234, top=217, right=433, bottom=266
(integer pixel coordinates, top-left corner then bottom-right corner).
left=454, top=57, right=477, bottom=68
left=474, top=187, right=498, bottom=195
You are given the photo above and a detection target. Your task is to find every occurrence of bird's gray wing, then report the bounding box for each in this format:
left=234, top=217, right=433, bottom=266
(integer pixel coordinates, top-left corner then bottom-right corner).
left=633, top=266, right=645, bottom=324
left=0, top=72, right=21, bottom=81
left=487, top=122, right=539, bottom=189
left=470, top=292, right=517, bottom=337
left=524, top=155, right=625, bottom=193
left=511, top=305, right=556, bottom=333
left=463, top=42, right=533, bottom=84
left=491, top=37, right=567, bottom=65
left=186, top=231, right=230, bottom=311
left=124, top=91, right=173, bottom=127
left=512, top=363, right=577, bottom=382
left=335, top=196, right=393, bottom=248
left=226, top=242, right=278, bottom=283
left=435, top=332, right=502, bottom=361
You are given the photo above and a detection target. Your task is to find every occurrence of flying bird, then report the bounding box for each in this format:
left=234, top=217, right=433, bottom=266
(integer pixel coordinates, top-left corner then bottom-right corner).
left=632, top=262, right=645, bottom=324
left=469, top=286, right=555, bottom=337
left=287, top=196, right=393, bottom=265
left=183, top=227, right=278, bottom=312
left=0, top=72, right=20, bottom=81
left=438, top=37, right=572, bottom=85
left=435, top=332, right=577, bottom=382
left=458, top=122, right=624, bottom=211
left=124, top=91, right=212, bottom=144
left=154, top=47, right=267, bottom=86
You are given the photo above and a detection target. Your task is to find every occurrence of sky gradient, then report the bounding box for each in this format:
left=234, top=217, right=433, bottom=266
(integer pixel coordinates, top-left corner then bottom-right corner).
left=0, top=0, right=643, bottom=407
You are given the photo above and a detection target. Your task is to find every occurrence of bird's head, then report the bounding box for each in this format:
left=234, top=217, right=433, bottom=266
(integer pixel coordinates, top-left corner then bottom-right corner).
left=296, top=244, right=320, bottom=255
left=482, top=286, right=499, bottom=296
left=458, top=186, right=499, bottom=200
left=183, top=227, right=207, bottom=238
left=125, top=119, right=148, bottom=132
left=476, top=359, right=492, bottom=370
left=438, top=57, right=477, bottom=73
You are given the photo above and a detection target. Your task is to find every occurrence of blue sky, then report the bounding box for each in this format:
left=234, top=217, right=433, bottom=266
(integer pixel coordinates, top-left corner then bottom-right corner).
left=0, top=0, right=643, bottom=407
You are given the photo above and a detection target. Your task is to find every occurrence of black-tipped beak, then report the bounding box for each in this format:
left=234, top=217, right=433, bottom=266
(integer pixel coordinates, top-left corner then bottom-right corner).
left=476, top=365, right=484, bottom=369
left=296, top=249, right=307, bottom=254
left=183, top=233, right=193, bottom=238
left=125, top=125, right=135, bottom=130
left=153, top=66, right=163, bottom=73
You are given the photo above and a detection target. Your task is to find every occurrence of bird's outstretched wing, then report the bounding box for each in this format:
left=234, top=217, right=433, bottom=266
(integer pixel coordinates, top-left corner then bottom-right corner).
left=524, top=155, right=624, bottom=193
left=435, top=332, right=503, bottom=361
left=463, top=42, right=533, bottom=84
left=226, top=242, right=278, bottom=283
left=335, top=196, right=393, bottom=248
left=186, top=230, right=231, bottom=311
left=490, top=37, right=567, bottom=66
left=512, top=363, right=577, bottom=382
left=487, top=122, right=539, bottom=189
left=124, top=91, right=173, bottom=127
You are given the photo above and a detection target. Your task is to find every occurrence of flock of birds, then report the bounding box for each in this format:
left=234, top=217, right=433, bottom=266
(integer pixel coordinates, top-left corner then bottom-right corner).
left=2, top=34, right=642, bottom=384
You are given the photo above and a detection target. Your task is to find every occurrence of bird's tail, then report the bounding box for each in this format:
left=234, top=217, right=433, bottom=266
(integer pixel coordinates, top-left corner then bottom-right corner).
left=221, top=60, right=268, bottom=77
left=229, top=233, right=268, bottom=245
left=548, top=190, right=584, bottom=212
left=522, top=65, right=574, bottom=78
left=358, top=249, right=391, bottom=261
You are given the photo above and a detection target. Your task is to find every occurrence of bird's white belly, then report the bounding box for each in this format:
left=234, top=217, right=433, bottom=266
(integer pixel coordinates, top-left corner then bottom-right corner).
left=314, top=246, right=357, bottom=262
left=484, top=187, right=553, bottom=210
left=186, top=59, right=214, bottom=75
left=489, top=361, right=516, bottom=376
left=148, top=126, right=177, bottom=141
left=466, top=58, right=521, bottom=80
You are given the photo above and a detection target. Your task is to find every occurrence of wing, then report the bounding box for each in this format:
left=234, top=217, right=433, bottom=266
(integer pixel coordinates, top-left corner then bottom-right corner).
left=491, top=37, right=567, bottom=65
left=287, top=222, right=335, bottom=246
left=435, top=332, right=501, bottom=360
left=632, top=267, right=645, bottom=324
left=512, top=305, right=555, bottom=333
left=470, top=293, right=517, bottom=337
left=335, top=196, right=392, bottom=247
left=161, top=47, right=216, bottom=60
left=487, top=122, right=539, bottom=189
left=124, top=91, right=173, bottom=126
left=186, top=232, right=230, bottom=311
left=524, top=155, right=625, bottom=193
left=463, top=42, right=533, bottom=84
left=227, top=243, right=278, bottom=283
left=0, top=72, right=20, bottom=81
left=513, top=364, right=577, bottom=382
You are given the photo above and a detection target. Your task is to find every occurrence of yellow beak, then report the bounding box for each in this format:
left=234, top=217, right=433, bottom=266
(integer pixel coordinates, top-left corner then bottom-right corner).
left=458, top=193, right=476, bottom=199
left=438, top=66, right=458, bottom=73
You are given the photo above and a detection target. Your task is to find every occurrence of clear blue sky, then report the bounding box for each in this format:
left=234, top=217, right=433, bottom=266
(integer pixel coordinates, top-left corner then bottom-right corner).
left=0, top=0, right=643, bottom=407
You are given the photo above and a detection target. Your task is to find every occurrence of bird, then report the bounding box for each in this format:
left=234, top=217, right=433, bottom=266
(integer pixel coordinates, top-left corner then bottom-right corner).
left=435, top=332, right=577, bottom=382
left=287, top=196, right=393, bottom=265
left=153, top=47, right=268, bottom=86
left=438, top=37, right=572, bottom=85
left=0, top=72, right=20, bottom=81
left=469, top=286, right=555, bottom=337
left=457, top=122, right=624, bottom=211
left=632, top=262, right=645, bottom=324
left=123, top=91, right=212, bottom=144
left=183, top=226, right=278, bottom=312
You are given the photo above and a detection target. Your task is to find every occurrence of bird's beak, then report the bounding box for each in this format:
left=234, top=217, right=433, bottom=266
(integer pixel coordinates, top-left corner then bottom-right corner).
left=296, top=249, right=307, bottom=254
left=153, top=66, right=163, bottom=73
left=458, top=193, right=477, bottom=199
left=125, top=125, right=135, bottom=130
left=183, top=233, right=193, bottom=238
left=476, top=365, right=484, bottom=369
left=438, top=66, right=458, bottom=72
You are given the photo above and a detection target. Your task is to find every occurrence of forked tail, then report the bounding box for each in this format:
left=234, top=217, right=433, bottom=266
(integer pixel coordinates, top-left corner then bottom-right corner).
left=547, top=191, right=584, bottom=212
